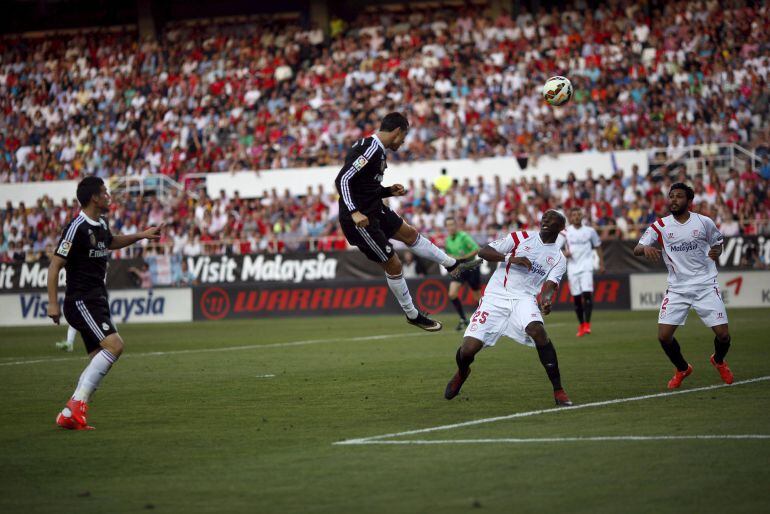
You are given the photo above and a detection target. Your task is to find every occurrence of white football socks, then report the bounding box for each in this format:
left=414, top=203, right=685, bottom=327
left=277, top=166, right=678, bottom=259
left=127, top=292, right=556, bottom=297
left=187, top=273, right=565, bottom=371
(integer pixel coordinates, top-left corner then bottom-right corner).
left=409, top=234, right=456, bottom=268
left=72, top=349, right=118, bottom=402
left=386, top=273, right=419, bottom=319
left=67, top=325, right=77, bottom=345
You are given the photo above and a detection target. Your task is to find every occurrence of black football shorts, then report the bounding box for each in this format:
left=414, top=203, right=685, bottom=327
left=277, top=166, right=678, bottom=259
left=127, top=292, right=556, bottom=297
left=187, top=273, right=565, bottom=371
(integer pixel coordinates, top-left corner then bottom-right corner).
left=339, top=206, right=404, bottom=263
left=63, top=296, right=117, bottom=353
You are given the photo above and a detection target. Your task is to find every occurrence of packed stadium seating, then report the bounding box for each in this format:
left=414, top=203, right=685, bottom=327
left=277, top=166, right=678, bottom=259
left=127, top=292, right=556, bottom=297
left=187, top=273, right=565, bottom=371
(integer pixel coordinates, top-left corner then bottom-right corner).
left=1, top=0, right=769, bottom=257
left=2, top=161, right=767, bottom=263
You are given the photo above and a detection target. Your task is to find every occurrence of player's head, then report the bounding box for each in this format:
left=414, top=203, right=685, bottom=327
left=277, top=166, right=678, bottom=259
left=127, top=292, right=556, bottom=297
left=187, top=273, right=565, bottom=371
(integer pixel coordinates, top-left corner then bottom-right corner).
left=77, top=176, right=110, bottom=213
left=445, top=216, right=458, bottom=235
left=379, top=112, right=409, bottom=151
left=569, top=207, right=583, bottom=227
left=540, top=209, right=566, bottom=237
left=668, top=182, right=694, bottom=216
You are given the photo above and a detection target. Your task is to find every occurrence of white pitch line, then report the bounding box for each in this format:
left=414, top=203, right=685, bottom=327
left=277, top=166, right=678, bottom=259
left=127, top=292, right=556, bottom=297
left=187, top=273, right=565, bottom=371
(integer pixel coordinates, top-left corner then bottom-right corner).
left=334, top=375, right=770, bottom=446
left=0, top=332, right=424, bottom=367
left=341, top=435, right=770, bottom=445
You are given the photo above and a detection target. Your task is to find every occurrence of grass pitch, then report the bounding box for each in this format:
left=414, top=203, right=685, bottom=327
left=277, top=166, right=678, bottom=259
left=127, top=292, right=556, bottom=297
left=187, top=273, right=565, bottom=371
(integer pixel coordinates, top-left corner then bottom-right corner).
left=1, top=309, right=769, bottom=513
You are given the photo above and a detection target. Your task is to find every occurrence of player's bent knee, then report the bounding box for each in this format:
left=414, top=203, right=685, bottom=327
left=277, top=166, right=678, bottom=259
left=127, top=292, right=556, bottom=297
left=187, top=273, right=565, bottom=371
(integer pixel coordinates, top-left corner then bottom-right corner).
left=383, top=255, right=403, bottom=276
left=461, top=336, right=484, bottom=353
left=398, top=223, right=419, bottom=245
left=525, top=321, right=547, bottom=341
left=101, top=333, right=124, bottom=356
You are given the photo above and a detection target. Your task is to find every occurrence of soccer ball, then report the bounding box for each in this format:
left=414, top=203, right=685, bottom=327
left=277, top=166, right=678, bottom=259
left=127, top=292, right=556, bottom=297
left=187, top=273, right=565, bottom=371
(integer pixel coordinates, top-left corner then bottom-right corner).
left=542, top=76, right=573, bottom=106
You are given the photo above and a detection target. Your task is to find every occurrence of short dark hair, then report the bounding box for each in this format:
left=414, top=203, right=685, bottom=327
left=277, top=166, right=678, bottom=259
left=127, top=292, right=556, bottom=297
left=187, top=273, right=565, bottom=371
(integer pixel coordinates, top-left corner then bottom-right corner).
left=77, top=176, right=105, bottom=206
left=669, top=182, right=694, bottom=201
left=380, top=112, right=409, bottom=132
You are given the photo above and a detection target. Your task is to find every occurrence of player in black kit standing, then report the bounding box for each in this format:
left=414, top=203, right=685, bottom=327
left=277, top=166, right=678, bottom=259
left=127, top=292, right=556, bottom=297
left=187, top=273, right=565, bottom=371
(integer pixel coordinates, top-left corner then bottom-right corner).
left=336, top=112, right=481, bottom=331
left=47, top=176, right=161, bottom=430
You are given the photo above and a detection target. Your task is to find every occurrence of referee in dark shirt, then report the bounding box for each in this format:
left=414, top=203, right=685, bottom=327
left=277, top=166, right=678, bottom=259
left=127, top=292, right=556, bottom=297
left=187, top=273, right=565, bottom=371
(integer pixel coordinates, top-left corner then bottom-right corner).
left=335, top=112, right=481, bottom=331
left=47, top=176, right=161, bottom=430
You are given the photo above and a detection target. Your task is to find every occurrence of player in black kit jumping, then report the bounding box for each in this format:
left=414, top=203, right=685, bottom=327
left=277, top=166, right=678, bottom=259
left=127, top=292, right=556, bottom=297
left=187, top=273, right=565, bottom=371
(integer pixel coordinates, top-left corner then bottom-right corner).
left=335, top=112, right=481, bottom=331
left=47, top=176, right=161, bottom=430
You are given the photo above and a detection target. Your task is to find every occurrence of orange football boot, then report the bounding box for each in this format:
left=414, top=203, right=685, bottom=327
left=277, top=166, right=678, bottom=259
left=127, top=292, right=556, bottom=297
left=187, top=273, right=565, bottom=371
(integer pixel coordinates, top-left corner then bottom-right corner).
left=667, top=364, right=693, bottom=389
left=710, top=355, right=734, bottom=384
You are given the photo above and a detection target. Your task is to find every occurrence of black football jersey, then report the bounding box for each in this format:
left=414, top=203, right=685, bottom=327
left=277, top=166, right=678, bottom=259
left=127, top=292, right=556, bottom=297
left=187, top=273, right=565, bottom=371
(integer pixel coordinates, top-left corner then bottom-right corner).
left=335, top=135, right=394, bottom=217
left=54, top=212, right=113, bottom=300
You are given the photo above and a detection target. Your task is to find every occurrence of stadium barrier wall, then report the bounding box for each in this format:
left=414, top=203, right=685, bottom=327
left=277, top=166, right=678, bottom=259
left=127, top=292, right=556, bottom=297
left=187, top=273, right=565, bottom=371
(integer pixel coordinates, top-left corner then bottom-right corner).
left=2, top=236, right=763, bottom=292
left=204, top=151, right=648, bottom=198
left=630, top=271, right=770, bottom=311
left=0, top=288, right=193, bottom=327
left=191, top=275, right=631, bottom=321
left=0, top=180, right=78, bottom=207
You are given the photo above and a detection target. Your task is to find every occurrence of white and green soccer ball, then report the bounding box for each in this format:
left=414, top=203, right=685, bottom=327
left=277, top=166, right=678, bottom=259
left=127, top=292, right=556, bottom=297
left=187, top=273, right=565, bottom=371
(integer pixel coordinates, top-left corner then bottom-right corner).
left=542, top=76, right=573, bottom=106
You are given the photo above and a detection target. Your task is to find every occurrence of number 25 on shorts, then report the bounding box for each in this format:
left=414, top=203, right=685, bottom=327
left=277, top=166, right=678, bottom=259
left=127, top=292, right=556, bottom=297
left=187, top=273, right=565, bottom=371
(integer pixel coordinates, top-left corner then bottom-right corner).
left=471, top=311, right=489, bottom=324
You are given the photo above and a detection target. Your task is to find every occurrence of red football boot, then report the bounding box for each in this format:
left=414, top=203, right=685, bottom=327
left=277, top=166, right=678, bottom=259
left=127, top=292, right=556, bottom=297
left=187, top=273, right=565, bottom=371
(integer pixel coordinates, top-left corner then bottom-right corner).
left=710, top=355, right=734, bottom=384
left=667, top=364, right=693, bottom=389
left=554, top=389, right=573, bottom=406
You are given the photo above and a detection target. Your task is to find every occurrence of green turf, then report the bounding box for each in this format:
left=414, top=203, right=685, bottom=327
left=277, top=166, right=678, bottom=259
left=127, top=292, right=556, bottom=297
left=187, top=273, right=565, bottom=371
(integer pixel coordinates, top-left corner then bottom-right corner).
left=1, top=309, right=769, bottom=513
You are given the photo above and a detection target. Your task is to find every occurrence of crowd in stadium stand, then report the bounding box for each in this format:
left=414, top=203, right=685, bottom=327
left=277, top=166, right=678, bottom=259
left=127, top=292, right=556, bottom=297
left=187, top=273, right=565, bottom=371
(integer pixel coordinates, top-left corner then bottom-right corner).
left=2, top=163, right=768, bottom=265
left=1, top=0, right=770, bottom=183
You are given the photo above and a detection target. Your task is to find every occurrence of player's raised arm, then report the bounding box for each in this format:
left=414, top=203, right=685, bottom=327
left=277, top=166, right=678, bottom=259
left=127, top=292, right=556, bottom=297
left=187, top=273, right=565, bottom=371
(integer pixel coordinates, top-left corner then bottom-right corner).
left=478, top=234, right=515, bottom=262
left=109, top=225, right=163, bottom=250
left=478, top=244, right=507, bottom=262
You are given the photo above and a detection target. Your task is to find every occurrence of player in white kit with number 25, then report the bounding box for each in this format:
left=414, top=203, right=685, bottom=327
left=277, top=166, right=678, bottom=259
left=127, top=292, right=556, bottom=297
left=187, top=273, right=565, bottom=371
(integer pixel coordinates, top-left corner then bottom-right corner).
left=444, top=210, right=573, bottom=406
left=634, top=183, right=734, bottom=390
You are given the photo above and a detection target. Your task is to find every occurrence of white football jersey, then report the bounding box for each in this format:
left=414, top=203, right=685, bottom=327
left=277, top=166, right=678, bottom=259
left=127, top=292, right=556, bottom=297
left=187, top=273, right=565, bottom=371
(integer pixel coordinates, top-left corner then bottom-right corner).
left=484, top=230, right=567, bottom=300
left=557, top=225, right=600, bottom=274
left=638, top=212, right=724, bottom=291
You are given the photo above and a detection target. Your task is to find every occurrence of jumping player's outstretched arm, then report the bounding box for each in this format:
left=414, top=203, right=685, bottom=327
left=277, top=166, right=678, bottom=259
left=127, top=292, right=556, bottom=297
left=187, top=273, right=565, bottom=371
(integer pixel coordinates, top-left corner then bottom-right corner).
left=110, top=226, right=162, bottom=250
left=479, top=242, right=532, bottom=270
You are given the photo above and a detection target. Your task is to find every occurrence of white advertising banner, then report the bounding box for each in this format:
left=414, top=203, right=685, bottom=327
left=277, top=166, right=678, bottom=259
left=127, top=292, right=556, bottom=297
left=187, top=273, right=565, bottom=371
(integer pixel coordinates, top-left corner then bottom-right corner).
left=205, top=150, right=648, bottom=199
left=0, top=288, right=193, bottom=327
left=0, top=180, right=78, bottom=207
left=630, top=271, right=770, bottom=310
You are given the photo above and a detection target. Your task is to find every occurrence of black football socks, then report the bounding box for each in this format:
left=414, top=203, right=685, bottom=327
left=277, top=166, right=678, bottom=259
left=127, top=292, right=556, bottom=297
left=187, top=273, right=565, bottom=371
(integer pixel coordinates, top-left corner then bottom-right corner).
left=660, top=337, right=689, bottom=371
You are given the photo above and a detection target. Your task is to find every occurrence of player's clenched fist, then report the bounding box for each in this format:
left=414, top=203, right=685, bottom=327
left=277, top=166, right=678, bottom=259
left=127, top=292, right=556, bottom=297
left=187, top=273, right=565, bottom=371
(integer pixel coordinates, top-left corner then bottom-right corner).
left=642, top=246, right=661, bottom=262
left=351, top=211, right=369, bottom=228
left=48, top=303, right=61, bottom=324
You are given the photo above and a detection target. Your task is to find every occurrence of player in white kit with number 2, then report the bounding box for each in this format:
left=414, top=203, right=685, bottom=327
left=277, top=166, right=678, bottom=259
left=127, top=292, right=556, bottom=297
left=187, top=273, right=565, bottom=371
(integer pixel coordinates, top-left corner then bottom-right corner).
left=634, top=183, right=734, bottom=389
left=444, top=210, right=573, bottom=406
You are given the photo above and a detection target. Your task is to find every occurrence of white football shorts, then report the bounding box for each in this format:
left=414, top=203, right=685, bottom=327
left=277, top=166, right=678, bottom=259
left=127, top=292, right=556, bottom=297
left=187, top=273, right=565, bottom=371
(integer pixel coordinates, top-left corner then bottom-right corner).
left=568, top=270, right=593, bottom=295
left=463, top=295, right=544, bottom=348
left=658, top=285, right=728, bottom=327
